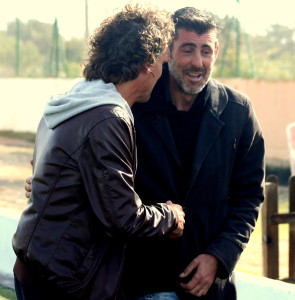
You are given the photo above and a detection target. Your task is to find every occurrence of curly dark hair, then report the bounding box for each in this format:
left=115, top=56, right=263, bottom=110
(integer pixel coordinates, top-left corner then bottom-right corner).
left=83, top=4, right=174, bottom=84
left=170, top=7, right=219, bottom=50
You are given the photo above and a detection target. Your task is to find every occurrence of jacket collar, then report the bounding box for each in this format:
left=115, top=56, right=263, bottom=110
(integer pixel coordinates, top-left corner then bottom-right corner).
left=183, top=79, right=230, bottom=199
left=207, top=78, right=228, bottom=117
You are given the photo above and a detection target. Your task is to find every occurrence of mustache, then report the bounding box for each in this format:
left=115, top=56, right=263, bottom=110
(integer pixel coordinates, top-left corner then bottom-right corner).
left=184, top=67, right=205, bottom=73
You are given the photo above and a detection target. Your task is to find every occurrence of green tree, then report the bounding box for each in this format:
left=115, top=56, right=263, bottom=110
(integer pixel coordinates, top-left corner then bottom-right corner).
left=65, top=38, right=85, bottom=62
left=7, top=19, right=52, bottom=55
left=251, top=24, right=295, bottom=79
left=0, top=31, right=15, bottom=77
left=64, top=38, right=85, bottom=78
left=20, top=41, right=44, bottom=77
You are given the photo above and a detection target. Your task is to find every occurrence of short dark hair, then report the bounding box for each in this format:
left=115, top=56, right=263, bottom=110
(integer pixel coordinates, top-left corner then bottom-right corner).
left=170, top=7, right=218, bottom=49
left=83, top=4, right=174, bottom=84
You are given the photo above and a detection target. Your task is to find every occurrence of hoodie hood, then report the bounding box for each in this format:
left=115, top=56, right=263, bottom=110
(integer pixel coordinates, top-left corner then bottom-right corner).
left=43, top=79, right=133, bottom=129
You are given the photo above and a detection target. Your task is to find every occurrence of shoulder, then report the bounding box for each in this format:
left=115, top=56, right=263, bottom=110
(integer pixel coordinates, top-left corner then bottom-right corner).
left=85, top=105, right=135, bottom=151
left=84, top=104, right=133, bottom=128
left=66, top=104, right=135, bottom=145
left=207, top=79, right=258, bottom=124
left=210, top=78, right=251, bottom=107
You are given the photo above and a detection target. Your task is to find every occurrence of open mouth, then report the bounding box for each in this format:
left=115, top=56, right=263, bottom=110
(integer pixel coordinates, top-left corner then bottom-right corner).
left=186, top=72, right=203, bottom=80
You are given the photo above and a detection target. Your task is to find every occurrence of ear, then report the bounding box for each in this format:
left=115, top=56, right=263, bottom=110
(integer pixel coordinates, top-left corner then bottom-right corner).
left=142, top=64, right=151, bottom=75
left=142, top=64, right=155, bottom=78
left=214, top=42, right=220, bottom=59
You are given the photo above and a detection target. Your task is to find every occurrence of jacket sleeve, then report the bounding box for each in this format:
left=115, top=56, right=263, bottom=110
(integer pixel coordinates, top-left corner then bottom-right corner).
left=79, top=115, right=178, bottom=238
left=205, top=100, right=265, bottom=277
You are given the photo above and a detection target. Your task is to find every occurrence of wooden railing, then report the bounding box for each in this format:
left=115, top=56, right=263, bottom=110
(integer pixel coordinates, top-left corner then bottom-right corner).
left=262, top=175, right=295, bottom=283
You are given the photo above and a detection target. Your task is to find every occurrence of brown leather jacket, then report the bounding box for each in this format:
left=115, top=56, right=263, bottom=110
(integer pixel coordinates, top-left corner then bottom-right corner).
left=12, top=104, right=177, bottom=300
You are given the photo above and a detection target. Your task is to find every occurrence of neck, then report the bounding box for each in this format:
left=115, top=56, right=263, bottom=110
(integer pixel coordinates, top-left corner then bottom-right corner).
left=115, top=70, right=152, bottom=107
left=115, top=81, right=138, bottom=107
left=169, top=77, right=198, bottom=112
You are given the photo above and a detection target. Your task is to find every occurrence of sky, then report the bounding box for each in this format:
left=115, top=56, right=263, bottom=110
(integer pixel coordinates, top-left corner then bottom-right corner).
left=1, top=0, right=294, bottom=40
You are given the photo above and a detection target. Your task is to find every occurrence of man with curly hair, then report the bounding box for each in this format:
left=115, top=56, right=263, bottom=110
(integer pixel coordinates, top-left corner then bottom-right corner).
left=12, top=5, right=185, bottom=300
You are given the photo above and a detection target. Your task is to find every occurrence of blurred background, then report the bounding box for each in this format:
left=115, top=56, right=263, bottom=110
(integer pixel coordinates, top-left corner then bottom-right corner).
left=0, top=1, right=295, bottom=296
left=1, top=0, right=294, bottom=79
left=1, top=0, right=295, bottom=170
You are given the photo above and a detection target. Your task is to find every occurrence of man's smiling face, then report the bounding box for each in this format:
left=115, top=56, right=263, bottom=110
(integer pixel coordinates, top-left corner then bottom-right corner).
left=168, top=29, right=219, bottom=95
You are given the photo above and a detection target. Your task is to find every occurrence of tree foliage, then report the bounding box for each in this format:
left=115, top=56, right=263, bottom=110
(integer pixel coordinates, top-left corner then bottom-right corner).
left=213, top=17, right=295, bottom=80
left=251, top=24, right=295, bottom=79
left=1, top=19, right=85, bottom=78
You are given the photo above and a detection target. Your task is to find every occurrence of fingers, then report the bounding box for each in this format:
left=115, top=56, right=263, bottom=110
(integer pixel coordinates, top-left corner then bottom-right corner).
left=25, top=183, right=32, bottom=192
left=166, top=201, right=185, bottom=217
left=25, top=183, right=32, bottom=198
left=25, top=176, right=33, bottom=199
left=179, top=254, right=218, bottom=297
left=179, top=269, right=209, bottom=297
left=179, top=257, right=199, bottom=278
left=26, top=176, right=33, bottom=184
left=166, top=201, right=185, bottom=238
left=166, top=201, right=185, bottom=219
left=168, top=217, right=184, bottom=238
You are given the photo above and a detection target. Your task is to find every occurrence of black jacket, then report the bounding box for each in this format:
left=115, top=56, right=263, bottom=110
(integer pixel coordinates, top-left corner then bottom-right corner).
left=122, top=70, right=265, bottom=299
left=12, top=104, right=178, bottom=300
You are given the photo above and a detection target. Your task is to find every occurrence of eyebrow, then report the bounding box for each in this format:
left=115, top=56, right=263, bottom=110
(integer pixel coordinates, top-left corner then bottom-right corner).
left=180, top=42, right=213, bottom=49
left=180, top=42, right=197, bottom=48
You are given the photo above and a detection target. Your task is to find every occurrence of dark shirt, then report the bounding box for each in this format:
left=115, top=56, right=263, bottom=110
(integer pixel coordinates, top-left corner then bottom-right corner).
left=164, top=83, right=209, bottom=200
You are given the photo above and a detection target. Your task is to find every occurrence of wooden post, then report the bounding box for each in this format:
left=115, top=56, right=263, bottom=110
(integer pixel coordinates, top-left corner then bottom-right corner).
left=289, top=176, right=295, bottom=280
left=262, top=180, right=279, bottom=279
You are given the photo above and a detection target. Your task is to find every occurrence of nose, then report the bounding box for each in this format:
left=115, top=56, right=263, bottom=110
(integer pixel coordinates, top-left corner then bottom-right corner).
left=191, top=52, right=202, bottom=68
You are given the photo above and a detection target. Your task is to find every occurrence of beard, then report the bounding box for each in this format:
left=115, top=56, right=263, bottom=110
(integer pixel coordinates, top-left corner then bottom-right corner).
left=168, top=58, right=212, bottom=95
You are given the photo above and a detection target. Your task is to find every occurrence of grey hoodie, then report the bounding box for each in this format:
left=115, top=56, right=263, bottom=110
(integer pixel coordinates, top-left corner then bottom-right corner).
left=43, top=79, right=133, bottom=129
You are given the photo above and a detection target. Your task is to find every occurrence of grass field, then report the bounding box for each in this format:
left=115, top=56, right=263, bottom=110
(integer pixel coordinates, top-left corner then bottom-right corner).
left=0, top=286, right=16, bottom=300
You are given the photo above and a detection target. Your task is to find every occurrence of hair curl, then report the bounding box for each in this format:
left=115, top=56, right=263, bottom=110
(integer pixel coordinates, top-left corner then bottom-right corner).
left=83, top=4, right=174, bottom=84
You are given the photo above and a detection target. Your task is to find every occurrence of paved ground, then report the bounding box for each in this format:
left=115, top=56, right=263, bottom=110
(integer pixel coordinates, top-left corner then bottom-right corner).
left=0, top=135, right=33, bottom=289
left=0, top=136, right=34, bottom=214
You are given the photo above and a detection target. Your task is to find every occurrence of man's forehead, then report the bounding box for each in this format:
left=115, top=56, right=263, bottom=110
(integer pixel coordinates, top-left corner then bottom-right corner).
left=175, top=29, right=217, bottom=45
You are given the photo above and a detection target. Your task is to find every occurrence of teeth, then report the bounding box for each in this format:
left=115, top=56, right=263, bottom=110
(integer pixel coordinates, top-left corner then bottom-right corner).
left=187, top=72, right=201, bottom=77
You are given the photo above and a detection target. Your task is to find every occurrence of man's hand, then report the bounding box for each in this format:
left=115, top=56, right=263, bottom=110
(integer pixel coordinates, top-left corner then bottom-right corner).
left=25, top=176, right=33, bottom=199
left=24, top=160, right=33, bottom=199
left=166, top=200, right=185, bottom=238
left=179, top=254, right=218, bottom=297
